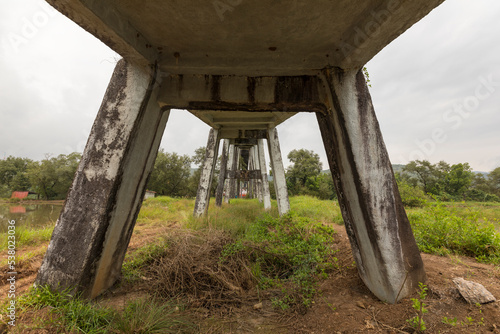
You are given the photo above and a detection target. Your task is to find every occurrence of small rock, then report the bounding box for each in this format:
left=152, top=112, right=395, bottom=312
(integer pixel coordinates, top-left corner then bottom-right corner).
left=453, top=277, right=496, bottom=304
left=253, top=302, right=263, bottom=310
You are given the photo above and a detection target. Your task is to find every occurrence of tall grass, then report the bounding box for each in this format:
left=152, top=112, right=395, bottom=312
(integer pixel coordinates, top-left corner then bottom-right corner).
left=0, top=224, right=54, bottom=252
left=137, top=197, right=194, bottom=225
left=408, top=202, right=500, bottom=264
left=12, top=285, right=194, bottom=333
left=186, top=198, right=276, bottom=236
left=289, top=195, right=343, bottom=225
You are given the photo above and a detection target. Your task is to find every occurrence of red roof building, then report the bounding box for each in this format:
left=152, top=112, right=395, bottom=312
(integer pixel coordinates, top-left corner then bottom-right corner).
left=11, top=191, right=29, bottom=199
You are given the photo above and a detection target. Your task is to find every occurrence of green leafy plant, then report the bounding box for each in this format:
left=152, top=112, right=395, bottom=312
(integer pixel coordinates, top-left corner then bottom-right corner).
left=407, top=282, right=428, bottom=332
left=15, top=285, right=113, bottom=333
left=243, top=213, right=338, bottom=311
left=442, top=316, right=458, bottom=326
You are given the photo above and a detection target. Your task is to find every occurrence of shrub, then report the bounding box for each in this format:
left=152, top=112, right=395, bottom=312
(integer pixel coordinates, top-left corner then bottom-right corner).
left=408, top=203, right=500, bottom=263
left=397, top=181, right=428, bottom=208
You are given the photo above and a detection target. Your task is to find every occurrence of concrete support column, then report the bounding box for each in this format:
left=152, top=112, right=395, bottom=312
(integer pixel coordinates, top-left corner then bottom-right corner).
left=267, top=128, right=290, bottom=216
left=193, top=128, right=220, bottom=217
left=248, top=146, right=256, bottom=199
left=258, top=139, right=272, bottom=210
left=215, top=139, right=229, bottom=207
left=36, top=59, right=169, bottom=298
left=223, top=143, right=235, bottom=204
left=233, top=147, right=240, bottom=198
left=252, top=145, right=263, bottom=202
left=316, top=68, right=426, bottom=303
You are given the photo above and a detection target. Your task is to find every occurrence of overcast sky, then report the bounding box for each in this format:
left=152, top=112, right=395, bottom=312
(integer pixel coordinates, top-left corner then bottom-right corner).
left=1, top=0, right=499, bottom=172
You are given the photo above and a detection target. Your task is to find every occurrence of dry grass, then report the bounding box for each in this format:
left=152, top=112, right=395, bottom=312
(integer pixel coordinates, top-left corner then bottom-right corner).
left=146, top=229, right=256, bottom=310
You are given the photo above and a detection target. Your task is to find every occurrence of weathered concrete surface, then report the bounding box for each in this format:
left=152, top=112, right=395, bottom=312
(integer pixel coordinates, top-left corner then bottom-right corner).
left=161, top=75, right=320, bottom=113
left=250, top=146, right=263, bottom=202
left=223, top=143, right=236, bottom=204
left=193, top=128, right=220, bottom=217
left=46, top=0, right=444, bottom=75
left=215, top=139, right=229, bottom=207
left=316, top=68, right=425, bottom=303
left=35, top=59, right=169, bottom=298
left=229, top=146, right=239, bottom=199
left=267, top=128, right=290, bottom=216
left=258, top=139, right=272, bottom=211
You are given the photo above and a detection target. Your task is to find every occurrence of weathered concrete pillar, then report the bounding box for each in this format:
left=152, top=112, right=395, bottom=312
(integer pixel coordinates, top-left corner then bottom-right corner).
left=267, top=128, right=290, bottom=216
left=258, top=139, right=272, bottom=210
left=215, top=139, right=229, bottom=207
left=248, top=146, right=256, bottom=199
left=223, top=143, right=235, bottom=204
left=193, top=129, right=220, bottom=217
left=251, top=145, right=263, bottom=202
left=36, top=59, right=169, bottom=298
left=233, top=147, right=240, bottom=198
left=316, top=68, right=426, bottom=303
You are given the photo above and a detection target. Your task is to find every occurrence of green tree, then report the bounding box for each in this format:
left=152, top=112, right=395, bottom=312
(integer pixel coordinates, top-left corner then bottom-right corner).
left=286, top=149, right=323, bottom=196
left=317, top=172, right=337, bottom=200
left=488, top=167, right=500, bottom=196
left=147, top=149, right=192, bottom=197
left=444, top=163, right=472, bottom=198
left=27, top=153, right=81, bottom=200
left=403, top=160, right=440, bottom=194
left=0, top=156, right=33, bottom=197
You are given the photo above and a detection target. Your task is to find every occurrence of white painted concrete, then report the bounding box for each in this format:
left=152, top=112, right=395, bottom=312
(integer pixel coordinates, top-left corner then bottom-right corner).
left=267, top=128, right=289, bottom=216
left=193, top=128, right=220, bottom=217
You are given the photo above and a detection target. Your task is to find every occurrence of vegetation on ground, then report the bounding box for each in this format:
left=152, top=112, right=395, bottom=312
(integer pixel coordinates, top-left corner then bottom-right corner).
left=6, top=285, right=194, bottom=333
left=409, top=202, right=500, bottom=264
left=2, top=195, right=500, bottom=332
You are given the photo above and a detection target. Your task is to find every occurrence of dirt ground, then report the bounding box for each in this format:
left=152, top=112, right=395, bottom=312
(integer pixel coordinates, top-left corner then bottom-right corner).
left=1, top=222, right=499, bottom=333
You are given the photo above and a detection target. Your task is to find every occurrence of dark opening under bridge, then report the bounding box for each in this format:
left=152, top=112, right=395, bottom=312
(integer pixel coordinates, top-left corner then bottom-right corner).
left=36, top=0, right=445, bottom=304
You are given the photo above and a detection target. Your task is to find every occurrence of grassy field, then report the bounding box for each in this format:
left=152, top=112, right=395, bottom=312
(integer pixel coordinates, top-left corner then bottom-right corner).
left=2, top=196, right=500, bottom=333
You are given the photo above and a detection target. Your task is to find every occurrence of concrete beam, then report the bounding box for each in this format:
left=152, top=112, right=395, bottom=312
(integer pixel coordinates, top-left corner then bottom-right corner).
left=35, top=59, right=168, bottom=298
left=219, top=129, right=268, bottom=140
left=47, top=1, right=444, bottom=76
left=193, top=128, right=220, bottom=217
left=267, top=128, right=290, bottom=216
left=159, top=74, right=323, bottom=112
left=45, top=0, right=157, bottom=67
left=316, top=68, right=426, bottom=303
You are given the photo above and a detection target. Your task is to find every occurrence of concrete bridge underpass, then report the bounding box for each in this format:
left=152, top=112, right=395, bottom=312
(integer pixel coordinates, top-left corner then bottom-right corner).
left=35, top=0, right=446, bottom=304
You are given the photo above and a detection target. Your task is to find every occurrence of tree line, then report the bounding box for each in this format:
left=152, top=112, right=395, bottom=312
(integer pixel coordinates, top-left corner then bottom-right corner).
left=1, top=149, right=499, bottom=203
left=397, top=160, right=500, bottom=205
left=0, top=153, right=81, bottom=200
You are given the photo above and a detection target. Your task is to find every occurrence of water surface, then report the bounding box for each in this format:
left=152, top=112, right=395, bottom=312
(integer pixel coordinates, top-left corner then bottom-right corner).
left=0, top=202, right=63, bottom=232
